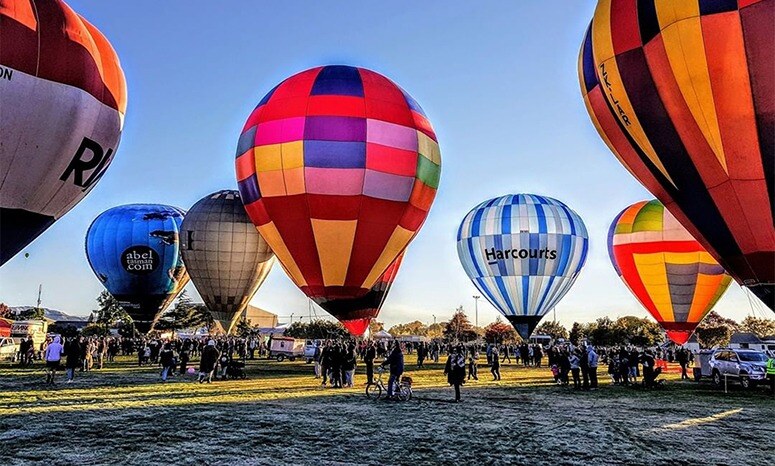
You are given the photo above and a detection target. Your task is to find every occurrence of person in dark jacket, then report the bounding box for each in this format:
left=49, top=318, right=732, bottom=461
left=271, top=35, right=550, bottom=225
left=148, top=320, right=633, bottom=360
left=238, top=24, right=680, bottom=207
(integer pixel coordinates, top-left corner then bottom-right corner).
left=179, top=345, right=190, bottom=375
left=444, top=345, right=467, bottom=402
left=321, top=341, right=333, bottom=387
left=64, top=337, right=82, bottom=383
left=199, top=340, right=219, bottom=383
left=490, top=348, right=501, bottom=380
left=381, top=342, right=404, bottom=398
left=364, top=341, right=376, bottom=385
left=159, top=343, right=175, bottom=382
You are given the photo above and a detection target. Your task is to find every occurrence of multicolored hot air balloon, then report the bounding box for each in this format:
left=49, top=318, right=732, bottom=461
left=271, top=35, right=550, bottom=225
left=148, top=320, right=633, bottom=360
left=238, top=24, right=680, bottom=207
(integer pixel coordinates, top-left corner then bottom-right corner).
left=457, top=195, right=589, bottom=339
left=332, top=252, right=404, bottom=336
left=181, top=190, right=275, bottom=334
left=579, top=0, right=774, bottom=309
left=0, top=0, right=127, bottom=265
left=235, top=65, right=440, bottom=321
left=608, top=200, right=732, bottom=345
left=86, top=205, right=188, bottom=333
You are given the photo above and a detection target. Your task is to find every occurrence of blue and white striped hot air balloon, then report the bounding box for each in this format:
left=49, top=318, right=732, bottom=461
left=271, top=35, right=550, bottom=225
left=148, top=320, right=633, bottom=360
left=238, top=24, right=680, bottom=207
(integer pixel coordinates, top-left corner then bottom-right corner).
left=456, top=194, right=589, bottom=339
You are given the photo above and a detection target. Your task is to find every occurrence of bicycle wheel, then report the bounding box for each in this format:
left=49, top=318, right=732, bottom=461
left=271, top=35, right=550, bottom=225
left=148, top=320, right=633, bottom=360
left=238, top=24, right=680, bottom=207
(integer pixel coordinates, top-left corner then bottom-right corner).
left=366, top=382, right=382, bottom=399
left=397, top=385, right=411, bottom=401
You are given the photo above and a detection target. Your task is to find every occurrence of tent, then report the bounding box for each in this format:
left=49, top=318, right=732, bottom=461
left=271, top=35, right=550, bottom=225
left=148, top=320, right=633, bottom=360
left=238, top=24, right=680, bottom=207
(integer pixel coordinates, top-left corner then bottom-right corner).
left=373, top=330, right=392, bottom=340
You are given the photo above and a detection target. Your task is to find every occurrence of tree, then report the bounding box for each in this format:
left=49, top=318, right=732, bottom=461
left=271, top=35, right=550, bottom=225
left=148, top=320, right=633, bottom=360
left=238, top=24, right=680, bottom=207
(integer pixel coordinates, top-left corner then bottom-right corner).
left=81, top=323, right=111, bottom=337
left=613, top=316, right=663, bottom=347
left=155, top=291, right=212, bottom=332
left=484, top=318, right=519, bottom=344
left=569, top=322, right=585, bottom=345
left=443, top=307, right=478, bottom=342
left=284, top=319, right=349, bottom=340
left=0, top=303, right=12, bottom=319
left=535, top=320, right=568, bottom=340
left=368, top=320, right=384, bottom=335
left=586, top=317, right=616, bottom=347
left=740, top=316, right=775, bottom=339
left=94, top=290, right=131, bottom=328
left=698, top=311, right=739, bottom=332
left=426, top=322, right=445, bottom=339
left=696, top=325, right=732, bottom=349
left=388, top=320, right=428, bottom=337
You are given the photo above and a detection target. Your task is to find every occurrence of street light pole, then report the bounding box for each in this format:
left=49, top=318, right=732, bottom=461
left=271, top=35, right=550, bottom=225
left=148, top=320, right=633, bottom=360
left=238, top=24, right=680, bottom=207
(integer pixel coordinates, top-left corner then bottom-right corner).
left=433, top=314, right=436, bottom=325
left=473, top=295, right=480, bottom=328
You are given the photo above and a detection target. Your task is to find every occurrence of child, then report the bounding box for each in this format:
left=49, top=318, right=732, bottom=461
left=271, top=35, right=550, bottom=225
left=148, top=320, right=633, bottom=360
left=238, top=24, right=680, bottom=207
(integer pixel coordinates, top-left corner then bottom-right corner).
left=468, top=353, right=478, bottom=381
left=551, top=364, right=560, bottom=384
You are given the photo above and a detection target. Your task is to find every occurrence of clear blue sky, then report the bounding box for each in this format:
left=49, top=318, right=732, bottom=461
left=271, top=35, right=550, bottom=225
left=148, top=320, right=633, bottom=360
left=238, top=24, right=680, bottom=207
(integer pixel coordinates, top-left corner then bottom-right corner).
left=0, top=1, right=764, bottom=327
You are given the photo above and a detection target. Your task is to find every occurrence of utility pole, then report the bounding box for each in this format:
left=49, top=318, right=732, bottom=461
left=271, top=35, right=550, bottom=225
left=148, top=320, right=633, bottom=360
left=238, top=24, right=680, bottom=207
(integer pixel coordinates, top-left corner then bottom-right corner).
left=290, top=313, right=294, bottom=324
left=473, top=295, right=480, bottom=328
left=36, top=284, right=43, bottom=318
left=433, top=314, right=436, bottom=325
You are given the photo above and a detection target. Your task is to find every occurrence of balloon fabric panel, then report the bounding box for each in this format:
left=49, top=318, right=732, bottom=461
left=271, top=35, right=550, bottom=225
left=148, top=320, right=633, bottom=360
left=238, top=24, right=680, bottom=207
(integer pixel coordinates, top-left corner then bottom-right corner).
left=580, top=1, right=774, bottom=308
left=236, top=65, right=440, bottom=310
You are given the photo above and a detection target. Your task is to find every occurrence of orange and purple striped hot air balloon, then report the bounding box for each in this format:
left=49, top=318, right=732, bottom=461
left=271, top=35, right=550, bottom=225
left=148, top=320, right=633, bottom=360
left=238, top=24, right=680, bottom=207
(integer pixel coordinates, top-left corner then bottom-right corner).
left=580, top=0, right=774, bottom=310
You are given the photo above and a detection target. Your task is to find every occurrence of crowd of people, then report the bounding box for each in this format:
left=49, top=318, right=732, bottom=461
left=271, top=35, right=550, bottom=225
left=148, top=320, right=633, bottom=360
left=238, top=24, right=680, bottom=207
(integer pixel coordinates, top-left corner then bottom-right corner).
left=19, top=332, right=770, bottom=400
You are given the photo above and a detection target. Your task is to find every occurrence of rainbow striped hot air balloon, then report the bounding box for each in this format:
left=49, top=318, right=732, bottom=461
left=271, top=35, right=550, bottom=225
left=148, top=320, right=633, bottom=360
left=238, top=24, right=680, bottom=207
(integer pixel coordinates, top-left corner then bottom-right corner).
left=235, top=65, right=440, bottom=326
left=608, top=200, right=732, bottom=345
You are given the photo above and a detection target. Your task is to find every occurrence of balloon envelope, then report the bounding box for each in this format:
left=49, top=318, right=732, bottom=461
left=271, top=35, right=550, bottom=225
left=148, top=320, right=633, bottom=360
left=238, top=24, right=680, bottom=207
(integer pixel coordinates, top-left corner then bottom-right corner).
left=181, top=190, right=274, bottom=334
left=609, top=200, right=732, bottom=345
left=333, top=251, right=405, bottom=337
left=86, top=204, right=188, bottom=333
left=457, top=194, right=589, bottom=339
left=235, top=65, right=440, bottom=318
left=0, top=0, right=127, bottom=265
left=579, top=1, right=774, bottom=309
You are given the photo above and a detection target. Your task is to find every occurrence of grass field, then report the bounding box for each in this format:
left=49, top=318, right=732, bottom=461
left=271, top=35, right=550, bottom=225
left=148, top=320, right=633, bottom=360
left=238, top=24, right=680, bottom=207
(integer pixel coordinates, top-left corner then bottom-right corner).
left=0, top=354, right=772, bottom=465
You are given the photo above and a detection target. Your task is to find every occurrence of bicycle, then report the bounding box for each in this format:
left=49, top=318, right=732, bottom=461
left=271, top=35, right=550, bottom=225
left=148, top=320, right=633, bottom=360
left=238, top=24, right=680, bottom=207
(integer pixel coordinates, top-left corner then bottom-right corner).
left=366, top=367, right=412, bottom=401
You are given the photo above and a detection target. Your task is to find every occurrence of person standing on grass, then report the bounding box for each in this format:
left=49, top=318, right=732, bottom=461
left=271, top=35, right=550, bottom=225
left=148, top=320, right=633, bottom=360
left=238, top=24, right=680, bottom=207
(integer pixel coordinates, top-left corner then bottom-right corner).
left=199, top=340, right=219, bottom=384
left=569, top=349, right=581, bottom=389
left=444, top=345, right=467, bottom=402
left=364, top=341, right=376, bottom=385
left=320, top=341, right=332, bottom=387
left=468, top=351, right=478, bottom=381
left=44, top=336, right=64, bottom=384
left=343, top=344, right=357, bottom=388
left=64, top=336, right=82, bottom=384
left=382, top=342, right=404, bottom=399
left=587, top=345, right=599, bottom=389
left=676, top=347, right=689, bottom=380
left=159, top=343, right=175, bottom=382
left=520, top=343, right=529, bottom=367
left=313, top=343, right=322, bottom=379
left=490, top=347, right=501, bottom=381
left=579, top=346, right=590, bottom=390
left=501, top=344, right=512, bottom=364
left=179, top=343, right=190, bottom=375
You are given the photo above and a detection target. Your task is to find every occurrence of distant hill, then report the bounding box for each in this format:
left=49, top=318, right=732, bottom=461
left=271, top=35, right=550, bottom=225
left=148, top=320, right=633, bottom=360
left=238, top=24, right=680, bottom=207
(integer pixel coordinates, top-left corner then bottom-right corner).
left=10, top=306, right=89, bottom=322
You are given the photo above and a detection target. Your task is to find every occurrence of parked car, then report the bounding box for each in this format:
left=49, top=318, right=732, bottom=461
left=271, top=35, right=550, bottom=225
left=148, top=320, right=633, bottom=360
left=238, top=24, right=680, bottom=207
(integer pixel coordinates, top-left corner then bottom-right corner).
left=0, top=337, right=18, bottom=361
left=708, top=348, right=769, bottom=389
left=303, top=341, right=319, bottom=364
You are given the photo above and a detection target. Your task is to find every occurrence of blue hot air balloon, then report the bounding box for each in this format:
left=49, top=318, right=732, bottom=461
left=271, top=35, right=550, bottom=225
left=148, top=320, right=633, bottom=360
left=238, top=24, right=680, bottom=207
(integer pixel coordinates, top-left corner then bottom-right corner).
left=86, top=204, right=189, bottom=333
left=457, top=194, right=589, bottom=339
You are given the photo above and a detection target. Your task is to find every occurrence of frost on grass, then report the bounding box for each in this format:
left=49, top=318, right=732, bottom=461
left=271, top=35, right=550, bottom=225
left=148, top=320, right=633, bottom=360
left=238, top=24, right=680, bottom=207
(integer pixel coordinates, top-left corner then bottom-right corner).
left=0, top=358, right=773, bottom=466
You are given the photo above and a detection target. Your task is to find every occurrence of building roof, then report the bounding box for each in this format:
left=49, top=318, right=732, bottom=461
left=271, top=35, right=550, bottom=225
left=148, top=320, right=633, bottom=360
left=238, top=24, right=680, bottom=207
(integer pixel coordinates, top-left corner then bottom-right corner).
left=730, top=332, right=762, bottom=344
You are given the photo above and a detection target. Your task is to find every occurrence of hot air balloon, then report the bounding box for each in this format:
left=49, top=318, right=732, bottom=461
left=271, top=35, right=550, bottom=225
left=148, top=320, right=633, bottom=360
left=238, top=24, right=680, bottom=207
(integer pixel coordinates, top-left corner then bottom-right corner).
left=181, top=190, right=275, bottom=334
left=457, top=195, right=589, bottom=339
left=0, top=0, right=127, bottom=265
left=86, top=204, right=188, bottom=333
left=579, top=1, right=774, bottom=309
left=235, top=65, right=440, bottom=322
left=609, top=200, right=732, bottom=345
left=330, top=251, right=404, bottom=337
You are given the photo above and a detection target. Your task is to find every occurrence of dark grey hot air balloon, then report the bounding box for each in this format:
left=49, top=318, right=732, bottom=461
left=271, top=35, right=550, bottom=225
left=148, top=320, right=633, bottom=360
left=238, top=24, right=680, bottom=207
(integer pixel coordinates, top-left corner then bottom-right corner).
left=181, top=190, right=274, bottom=333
